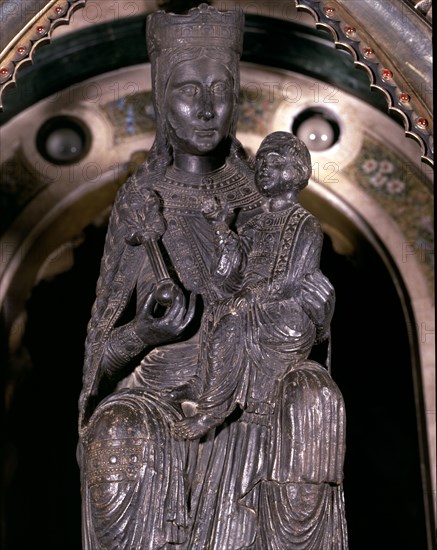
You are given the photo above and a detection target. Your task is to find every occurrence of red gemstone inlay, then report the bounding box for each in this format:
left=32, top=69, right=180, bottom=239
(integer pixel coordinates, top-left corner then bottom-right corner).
left=399, top=93, right=410, bottom=103
left=37, top=26, right=45, bottom=33
left=17, top=47, right=26, bottom=54
left=325, top=6, right=335, bottom=15
left=55, top=6, right=63, bottom=13
left=363, top=47, right=374, bottom=57
left=346, top=27, right=356, bottom=35
left=417, top=118, right=428, bottom=128
left=382, top=69, right=393, bottom=80
left=0, top=67, right=9, bottom=76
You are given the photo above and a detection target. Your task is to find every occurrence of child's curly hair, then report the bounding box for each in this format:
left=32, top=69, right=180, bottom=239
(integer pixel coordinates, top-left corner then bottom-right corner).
left=256, top=131, right=312, bottom=191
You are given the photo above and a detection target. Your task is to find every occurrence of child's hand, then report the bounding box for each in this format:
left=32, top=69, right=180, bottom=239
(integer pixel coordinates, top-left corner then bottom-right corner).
left=201, top=196, right=229, bottom=223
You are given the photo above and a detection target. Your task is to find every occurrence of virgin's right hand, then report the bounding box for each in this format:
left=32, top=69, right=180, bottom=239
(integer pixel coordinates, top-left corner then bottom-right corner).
left=133, top=283, right=196, bottom=345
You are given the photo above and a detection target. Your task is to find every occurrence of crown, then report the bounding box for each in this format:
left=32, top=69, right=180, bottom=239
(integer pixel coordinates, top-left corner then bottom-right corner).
left=147, top=3, right=245, bottom=58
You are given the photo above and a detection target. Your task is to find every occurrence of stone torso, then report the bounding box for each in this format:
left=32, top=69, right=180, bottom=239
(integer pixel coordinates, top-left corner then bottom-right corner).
left=240, top=203, right=308, bottom=294
left=155, top=161, right=260, bottom=303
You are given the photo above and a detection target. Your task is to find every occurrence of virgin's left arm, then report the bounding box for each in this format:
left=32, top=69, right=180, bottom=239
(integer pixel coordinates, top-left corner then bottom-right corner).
left=281, top=213, right=335, bottom=341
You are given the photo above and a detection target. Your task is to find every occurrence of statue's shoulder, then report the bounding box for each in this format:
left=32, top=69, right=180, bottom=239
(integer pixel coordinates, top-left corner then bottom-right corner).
left=229, top=146, right=255, bottom=180
left=290, top=203, right=323, bottom=245
left=227, top=147, right=264, bottom=224
left=115, top=162, right=155, bottom=205
left=294, top=202, right=320, bottom=225
left=109, top=162, right=163, bottom=229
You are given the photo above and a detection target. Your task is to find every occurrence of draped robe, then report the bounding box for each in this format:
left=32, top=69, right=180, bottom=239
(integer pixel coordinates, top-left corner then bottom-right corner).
left=78, top=156, right=348, bottom=549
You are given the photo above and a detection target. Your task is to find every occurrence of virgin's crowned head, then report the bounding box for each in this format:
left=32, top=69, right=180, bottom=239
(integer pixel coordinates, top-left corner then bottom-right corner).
left=146, top=4, right=245, bottom=165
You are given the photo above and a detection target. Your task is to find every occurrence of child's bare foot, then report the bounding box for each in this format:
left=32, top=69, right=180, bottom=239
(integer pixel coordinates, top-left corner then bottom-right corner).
left=171, top=413, right=222, bottom=440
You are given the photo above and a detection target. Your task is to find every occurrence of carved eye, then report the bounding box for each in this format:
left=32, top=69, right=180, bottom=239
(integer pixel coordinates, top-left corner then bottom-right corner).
left=264, top=153, right=285, bottom=167
left=179, top=84, right=198, bottom=97
left=211, top=81, right=228, bottom=95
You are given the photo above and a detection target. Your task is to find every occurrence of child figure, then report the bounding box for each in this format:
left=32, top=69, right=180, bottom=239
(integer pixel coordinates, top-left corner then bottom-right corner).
left=171, top=131, right=334, bottom=440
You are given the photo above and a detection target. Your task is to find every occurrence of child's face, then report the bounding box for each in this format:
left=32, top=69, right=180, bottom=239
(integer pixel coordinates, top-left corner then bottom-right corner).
left=255, top=147, right=296, bottom=197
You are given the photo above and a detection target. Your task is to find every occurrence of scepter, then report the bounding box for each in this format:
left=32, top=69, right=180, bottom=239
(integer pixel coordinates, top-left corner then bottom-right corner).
left=125, top=190, right=175, bottom=307
left=143, top=239, right=175, bottom=307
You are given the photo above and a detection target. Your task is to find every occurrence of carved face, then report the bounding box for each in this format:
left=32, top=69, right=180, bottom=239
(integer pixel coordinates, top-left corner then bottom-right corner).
left=255, top=148, right=298, bottom=197
left=164, top=57, right=235, bottom=155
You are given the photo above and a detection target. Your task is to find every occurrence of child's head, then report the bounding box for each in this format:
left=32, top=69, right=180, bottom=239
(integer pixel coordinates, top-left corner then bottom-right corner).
left=255, top=131, right=312, bottom=197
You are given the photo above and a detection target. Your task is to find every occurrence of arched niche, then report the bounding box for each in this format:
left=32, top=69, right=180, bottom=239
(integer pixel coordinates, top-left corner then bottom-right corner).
left=0, top=8, right=434, bottom=549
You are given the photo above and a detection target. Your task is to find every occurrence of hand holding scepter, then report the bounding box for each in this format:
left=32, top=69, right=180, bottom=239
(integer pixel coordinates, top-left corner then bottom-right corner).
left=125, top=190, right=195, bottom=326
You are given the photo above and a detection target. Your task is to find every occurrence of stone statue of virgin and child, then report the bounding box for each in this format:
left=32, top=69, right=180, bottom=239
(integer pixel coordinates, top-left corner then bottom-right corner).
left=78, top=4, right=348, bottom=549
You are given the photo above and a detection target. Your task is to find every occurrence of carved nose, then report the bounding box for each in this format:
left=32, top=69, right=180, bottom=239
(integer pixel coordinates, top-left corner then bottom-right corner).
left=197, top=108, right=214, bottom=120
left=197, top=91, right=214, bottom=120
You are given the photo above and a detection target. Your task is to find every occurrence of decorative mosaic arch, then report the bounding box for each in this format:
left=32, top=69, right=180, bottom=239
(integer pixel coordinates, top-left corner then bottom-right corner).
left=294, top=0, right=433, bottom=167
left=0, top=0, right=433, bottom=166
left=0, top=3, right=434, bottom=542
